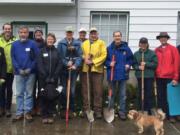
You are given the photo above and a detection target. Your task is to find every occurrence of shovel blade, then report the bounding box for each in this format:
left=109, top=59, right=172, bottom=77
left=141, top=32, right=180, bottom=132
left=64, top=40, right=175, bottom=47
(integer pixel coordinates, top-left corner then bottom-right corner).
left=103, top=108, right=114, bottom=123
left=86, top=110, right=94, bottom=123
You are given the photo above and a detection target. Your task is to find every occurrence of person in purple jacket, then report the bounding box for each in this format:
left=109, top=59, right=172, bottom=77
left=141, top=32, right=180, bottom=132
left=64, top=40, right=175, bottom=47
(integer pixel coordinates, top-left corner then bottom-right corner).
left=11, top=26, right=39, bottom=122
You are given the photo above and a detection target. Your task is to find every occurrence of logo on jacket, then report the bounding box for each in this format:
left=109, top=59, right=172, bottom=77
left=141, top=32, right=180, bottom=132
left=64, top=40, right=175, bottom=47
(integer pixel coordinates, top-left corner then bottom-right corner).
left=123, top=51, right=127, bottom=55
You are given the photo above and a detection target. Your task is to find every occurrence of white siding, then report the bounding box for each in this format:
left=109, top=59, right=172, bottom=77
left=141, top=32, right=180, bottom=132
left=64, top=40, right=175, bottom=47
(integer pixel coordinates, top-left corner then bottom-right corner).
left=0, top=5, right=77, bottom=44
left=0, top=0, right=75, bottom=4
left=79, top=0, right=180, bottom=52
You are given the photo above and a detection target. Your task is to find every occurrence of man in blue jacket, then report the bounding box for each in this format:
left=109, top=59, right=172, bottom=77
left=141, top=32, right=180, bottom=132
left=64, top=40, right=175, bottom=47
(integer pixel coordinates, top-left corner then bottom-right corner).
left=105, top=31, right=133, bottom=120
left=11, top=26, right=39, bottom=122
left=57, top=26, right=82, bottom=118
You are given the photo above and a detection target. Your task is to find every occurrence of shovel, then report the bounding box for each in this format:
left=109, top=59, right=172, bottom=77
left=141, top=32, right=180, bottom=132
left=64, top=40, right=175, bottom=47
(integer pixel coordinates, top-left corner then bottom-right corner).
left=66, top=68, right=71, bottom=128
left=141, top=52, right=144, bottom=113
left=103, top=55, right=115, bottom=123
left=85, top=66, right=94, bottom=123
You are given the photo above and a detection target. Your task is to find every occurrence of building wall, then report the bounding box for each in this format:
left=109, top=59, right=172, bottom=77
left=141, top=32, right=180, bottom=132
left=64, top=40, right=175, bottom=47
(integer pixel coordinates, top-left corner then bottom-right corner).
left=79, top=0, right=180, bottom=52
left=0, top=5, right=77, bottom=43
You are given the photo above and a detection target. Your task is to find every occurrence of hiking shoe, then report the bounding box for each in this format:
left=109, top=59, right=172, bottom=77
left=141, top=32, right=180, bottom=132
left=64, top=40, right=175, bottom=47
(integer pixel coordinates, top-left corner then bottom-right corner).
left=25, top=113, right=33, bottom=122
left=42, top=118, right=48, bottom=124
left=0, top=108, right=5, bottom=117
left=119, top=112, right=127, bottom=121
left=60, top=110, right=66, bottom=119
left=169, top=117, right=176, bottom=123
left=47, top=118, right=54, bottom=124
left=12, top=115, right=23, bottom=122
left=6, top=110, right=12, bottom=118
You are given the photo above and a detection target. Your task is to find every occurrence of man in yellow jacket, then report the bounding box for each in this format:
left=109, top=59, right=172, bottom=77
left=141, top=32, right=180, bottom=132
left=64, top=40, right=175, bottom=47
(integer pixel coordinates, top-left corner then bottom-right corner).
left=81, top=27, right=107, bottom=119
left=0, top=23, right=16, bottom=117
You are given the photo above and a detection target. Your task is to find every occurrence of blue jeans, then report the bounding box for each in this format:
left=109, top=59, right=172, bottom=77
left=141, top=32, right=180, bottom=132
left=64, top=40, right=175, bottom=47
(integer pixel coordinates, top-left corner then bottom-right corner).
left=15, top=74, right=35, bottom=116
left=109, top=80, right=127, bottom=113
left=60, top=71, right=78, bottom=112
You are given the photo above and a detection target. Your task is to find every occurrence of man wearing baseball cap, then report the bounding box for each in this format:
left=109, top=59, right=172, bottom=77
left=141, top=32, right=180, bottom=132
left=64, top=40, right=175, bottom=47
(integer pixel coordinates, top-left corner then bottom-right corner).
left=57, top=26, right=82, bottom=118
left=155, top=32, right=180, bottom=123
left=78, top=28, right=87, bottom=43
left=81, top=27, right=107, bottom=119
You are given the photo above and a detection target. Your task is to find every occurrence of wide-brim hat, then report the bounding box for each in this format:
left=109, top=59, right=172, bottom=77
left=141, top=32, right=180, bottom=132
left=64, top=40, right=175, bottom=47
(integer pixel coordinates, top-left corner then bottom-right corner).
left=156, top=32, right=170, bottom=40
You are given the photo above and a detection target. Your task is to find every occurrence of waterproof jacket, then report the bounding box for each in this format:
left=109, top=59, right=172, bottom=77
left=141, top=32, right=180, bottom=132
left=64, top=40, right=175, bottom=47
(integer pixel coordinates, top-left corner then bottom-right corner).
left=11, top=39, right=39, bottom=75
left=37, top=45, right=62, bottom=80
left=133, top=48, right=158, bottom=78
left=155, top=43, right=180, bottom=81
left=0, top=35, right=16, bottom=73
left=57, top=38, right=82, bottom=71
left=105, top=41, right=133, bottom=81
left=0, top=47, right=6, bottom=79
left=82, top=39, right=107, bottom=73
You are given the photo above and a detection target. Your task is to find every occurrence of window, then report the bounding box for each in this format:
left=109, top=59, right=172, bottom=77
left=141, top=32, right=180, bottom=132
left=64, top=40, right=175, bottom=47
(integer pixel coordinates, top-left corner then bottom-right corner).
left=177, top=13, right=180, bottom=46
left=90, top=12, right=129, bottom=45
left=11, top=21, right=48, bottom=39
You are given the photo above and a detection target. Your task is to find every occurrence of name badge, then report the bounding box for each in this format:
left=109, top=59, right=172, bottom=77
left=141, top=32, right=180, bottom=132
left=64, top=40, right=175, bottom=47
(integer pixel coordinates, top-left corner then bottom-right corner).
left=25, top=48, right=30, bottom=52
left=43, top=53, right=48, bottom=57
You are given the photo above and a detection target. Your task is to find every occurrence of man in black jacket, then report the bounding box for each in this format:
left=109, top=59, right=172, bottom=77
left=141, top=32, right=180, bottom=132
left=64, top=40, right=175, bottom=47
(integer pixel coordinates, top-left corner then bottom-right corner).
left=32, top=28, right=45, bottom=115
left=0, top=47, right=7, bottom=117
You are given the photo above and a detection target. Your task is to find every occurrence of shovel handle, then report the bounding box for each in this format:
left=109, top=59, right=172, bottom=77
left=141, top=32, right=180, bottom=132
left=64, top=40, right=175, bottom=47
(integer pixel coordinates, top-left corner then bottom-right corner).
left=110, top=55, right=115, bottom=81
left=66, top=69, right=71, bottom=127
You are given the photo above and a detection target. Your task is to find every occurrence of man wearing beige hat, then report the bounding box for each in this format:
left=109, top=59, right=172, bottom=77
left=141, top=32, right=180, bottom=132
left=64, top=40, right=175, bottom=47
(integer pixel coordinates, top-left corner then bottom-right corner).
left=81, top=27, right=107, bottom=119
left=57, top=26, right=82, bottom=118
left=155, top=32, right=180, bottom=123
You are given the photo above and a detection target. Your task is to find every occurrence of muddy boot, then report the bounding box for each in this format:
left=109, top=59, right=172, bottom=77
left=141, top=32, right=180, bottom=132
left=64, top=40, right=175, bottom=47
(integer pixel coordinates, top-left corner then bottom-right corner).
left=0, top=108, right=5, bottom=117
left=47, top=118, right=54, bottom=124
left=12, top=115, right=24, bottom=123
left=42, top=118, right=48, bottom=124
left=6, top=110, right=12, bottom=118
left=119, top=112, right=127, bottom=121
left=25, top=113, right=33, bottom=123
left=60, top=110, right=66, bottom=119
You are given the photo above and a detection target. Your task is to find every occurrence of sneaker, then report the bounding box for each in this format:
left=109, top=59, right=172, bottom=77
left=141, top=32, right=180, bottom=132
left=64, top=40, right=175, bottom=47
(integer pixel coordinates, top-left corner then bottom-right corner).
left=47, top=118, right=54, bottom=124
left=60, top=110, right=66, bottom=119
left=119, top=112, right=127, bottom=121
left=0, top=108, right=5, bottom=117
left=25, top=113, right=33, bottom=122
left=176, top=116, right=180, bottom=121
left=169, top=117, right=176, bottom=123
left=12, top=115, right=23, bottom=122
left=42, top=118, right=48, bottom=124
left=6, top=110, right=12, bottom=118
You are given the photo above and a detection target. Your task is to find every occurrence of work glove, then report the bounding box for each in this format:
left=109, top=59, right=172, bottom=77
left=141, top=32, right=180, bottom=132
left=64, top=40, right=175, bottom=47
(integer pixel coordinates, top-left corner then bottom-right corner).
left=0, top=79, right=5, bottom=86
left=24, top=68, right=31, bottom=75
left=19, top=69, right=26, bottom=76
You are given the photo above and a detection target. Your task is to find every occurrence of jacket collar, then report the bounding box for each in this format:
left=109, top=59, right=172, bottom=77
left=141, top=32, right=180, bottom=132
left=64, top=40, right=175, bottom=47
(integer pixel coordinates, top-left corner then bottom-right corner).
left=110, top=41, right=128, bottom=50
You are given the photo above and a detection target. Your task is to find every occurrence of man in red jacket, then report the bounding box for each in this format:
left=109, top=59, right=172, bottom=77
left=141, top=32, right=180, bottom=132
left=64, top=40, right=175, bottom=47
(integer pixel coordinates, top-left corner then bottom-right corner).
left=155, top=32, right=180, bottom=123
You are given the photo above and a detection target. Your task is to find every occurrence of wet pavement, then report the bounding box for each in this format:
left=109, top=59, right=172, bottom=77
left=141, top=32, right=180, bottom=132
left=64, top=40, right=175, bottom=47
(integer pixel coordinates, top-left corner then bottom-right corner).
left=1, top=112, right=180, bottom=135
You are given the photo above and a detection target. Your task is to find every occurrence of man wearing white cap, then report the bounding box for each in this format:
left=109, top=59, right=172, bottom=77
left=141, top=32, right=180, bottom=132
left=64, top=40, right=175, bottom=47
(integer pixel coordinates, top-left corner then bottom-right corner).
left=81, top=27, right=107, bottom=119
left=78, top=28, right=87, bottom=43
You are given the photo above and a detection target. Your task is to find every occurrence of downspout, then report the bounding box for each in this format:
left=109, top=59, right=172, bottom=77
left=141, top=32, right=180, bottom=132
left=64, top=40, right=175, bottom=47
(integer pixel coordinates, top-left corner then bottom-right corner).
left=76, top=0, right=80, bottom=36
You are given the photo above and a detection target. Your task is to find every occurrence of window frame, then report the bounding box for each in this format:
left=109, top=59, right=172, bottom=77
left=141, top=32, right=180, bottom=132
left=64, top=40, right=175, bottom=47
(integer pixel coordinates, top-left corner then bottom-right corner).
left=90, top=11, right=130, bottom=45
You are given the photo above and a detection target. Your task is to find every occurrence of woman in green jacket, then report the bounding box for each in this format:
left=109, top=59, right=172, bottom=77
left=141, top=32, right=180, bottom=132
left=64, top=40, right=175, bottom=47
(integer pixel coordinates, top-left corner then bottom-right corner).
left=133, top=37, right=158, bottom=114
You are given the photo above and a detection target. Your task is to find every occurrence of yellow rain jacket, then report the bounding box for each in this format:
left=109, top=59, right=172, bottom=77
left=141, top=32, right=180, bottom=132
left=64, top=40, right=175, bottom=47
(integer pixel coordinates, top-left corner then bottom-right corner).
left=81, top=39, right=107, bottom=73
left=0, top=35, right=17, bottom=73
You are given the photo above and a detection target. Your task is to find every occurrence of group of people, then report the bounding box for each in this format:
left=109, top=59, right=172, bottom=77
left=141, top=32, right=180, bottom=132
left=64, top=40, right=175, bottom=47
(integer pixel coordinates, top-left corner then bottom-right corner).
left=0, top=22, right=180, bottom=124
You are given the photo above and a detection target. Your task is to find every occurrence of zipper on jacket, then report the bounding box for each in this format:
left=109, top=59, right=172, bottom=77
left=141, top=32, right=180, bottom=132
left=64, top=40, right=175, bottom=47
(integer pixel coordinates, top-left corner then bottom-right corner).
left=49, top=48, right=52, bottom=78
